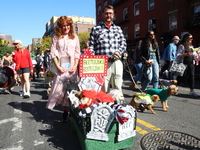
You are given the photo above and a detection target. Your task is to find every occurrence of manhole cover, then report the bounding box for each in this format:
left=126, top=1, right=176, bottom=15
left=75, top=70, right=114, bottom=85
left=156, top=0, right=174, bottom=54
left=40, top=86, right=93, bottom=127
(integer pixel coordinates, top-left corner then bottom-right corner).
left=140, top=130, right=200, bottom=150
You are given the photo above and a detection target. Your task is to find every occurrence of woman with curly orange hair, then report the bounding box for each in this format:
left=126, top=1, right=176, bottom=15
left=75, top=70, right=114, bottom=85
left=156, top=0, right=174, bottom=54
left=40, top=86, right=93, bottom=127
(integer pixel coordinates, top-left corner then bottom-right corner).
left=46, top=16, right=81, bottom=122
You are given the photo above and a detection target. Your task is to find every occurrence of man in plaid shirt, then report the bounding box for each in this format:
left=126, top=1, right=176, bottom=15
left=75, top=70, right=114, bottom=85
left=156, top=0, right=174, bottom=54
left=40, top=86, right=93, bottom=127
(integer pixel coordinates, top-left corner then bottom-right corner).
left=89, top=5, right=127, bottom=94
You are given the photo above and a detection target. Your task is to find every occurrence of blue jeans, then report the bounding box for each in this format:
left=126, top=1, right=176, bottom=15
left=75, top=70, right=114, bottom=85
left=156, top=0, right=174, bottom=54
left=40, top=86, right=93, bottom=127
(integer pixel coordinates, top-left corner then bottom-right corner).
left=141, top=56, right=159, bottom=91
left=134, top=62, right=142, bottom=83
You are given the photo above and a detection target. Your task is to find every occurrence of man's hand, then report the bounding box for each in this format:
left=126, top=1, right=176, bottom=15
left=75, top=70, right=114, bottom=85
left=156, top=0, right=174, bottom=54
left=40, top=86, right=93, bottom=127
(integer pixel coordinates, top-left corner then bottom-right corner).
left=114, top=51, right=120, bottom=58
left=123, top=53, right=128, bottom=57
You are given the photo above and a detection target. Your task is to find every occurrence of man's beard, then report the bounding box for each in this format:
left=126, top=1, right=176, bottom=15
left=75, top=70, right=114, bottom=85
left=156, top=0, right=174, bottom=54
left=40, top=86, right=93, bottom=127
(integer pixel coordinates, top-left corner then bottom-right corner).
left=105, top=17, right=113, bottom=23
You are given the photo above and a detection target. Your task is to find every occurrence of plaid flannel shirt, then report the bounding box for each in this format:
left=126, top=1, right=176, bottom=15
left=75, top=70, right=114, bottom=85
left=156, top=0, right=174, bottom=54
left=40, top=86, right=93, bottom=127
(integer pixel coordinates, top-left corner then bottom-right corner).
left=88, top=21, right=127, bottom=58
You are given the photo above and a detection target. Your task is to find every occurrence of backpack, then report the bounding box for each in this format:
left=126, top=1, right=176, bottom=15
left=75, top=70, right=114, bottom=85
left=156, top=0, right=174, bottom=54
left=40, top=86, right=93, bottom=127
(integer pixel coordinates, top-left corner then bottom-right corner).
left=0, top=67, right=8, bottom=85
left=36, top=56, right=42, bottom=66
left=162, top=45, right=169, bottom=60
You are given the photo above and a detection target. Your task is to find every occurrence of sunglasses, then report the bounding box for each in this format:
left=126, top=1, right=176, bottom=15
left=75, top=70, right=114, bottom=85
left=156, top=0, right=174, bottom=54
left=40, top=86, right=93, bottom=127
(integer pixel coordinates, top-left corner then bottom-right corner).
left=62, top=24, right=70, bottom=28
left=104, top=12, right=113, bottom=15
left=189, top=37, right=193, bottom=40
left=150, top=34, right=155, bottom=36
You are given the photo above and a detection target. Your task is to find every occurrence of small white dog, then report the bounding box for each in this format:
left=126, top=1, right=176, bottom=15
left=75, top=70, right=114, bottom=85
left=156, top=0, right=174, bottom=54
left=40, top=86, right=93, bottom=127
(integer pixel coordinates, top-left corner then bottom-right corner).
left=108, top=89, right=124, bottom=104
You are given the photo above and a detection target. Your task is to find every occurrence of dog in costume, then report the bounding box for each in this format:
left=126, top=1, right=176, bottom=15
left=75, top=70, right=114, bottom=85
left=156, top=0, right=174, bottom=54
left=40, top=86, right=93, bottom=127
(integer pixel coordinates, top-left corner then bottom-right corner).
left=146, top=85, right=178, bottom=112
left=75, top=90, right=114, bottom=109
left=130, top=93, right=160, bottom=114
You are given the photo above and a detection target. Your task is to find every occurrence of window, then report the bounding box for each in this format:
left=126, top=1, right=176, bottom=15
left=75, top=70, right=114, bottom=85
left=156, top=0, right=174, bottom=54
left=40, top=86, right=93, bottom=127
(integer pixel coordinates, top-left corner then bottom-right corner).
left=98, top=5, right=101, bottom=15
left=169, top=12, right=177, bottom=30
left=112, top=0, right=115, bottom=4
left=148, top=18, right=156, bottom=32
left=194, top=5, right=200, bottom=14
left=148, top=0, right=154, bottom=11
left=193, top=5, right=200, bottom=25
left=134, top=23, right=140, bottom=38
left=123, top=7, right=128, bottom=20
left=134, top=2, right=139, bottom=16
left=148, top=19, right=153, bottom=31
left=104, top=1, right=108, bottom=6
left=124, top=27, right=128, bottom=40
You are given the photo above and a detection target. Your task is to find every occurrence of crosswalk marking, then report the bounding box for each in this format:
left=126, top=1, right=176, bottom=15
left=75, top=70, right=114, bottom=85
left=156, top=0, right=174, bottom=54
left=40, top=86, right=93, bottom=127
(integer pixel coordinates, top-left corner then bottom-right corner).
left=136, top=126, right=148, bottom=134
left=136, top=118, right=161, bottom=135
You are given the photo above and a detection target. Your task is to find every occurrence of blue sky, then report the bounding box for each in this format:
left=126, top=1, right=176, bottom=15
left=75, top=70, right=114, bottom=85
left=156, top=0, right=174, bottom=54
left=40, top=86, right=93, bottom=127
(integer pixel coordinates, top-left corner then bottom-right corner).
left=0, top=0, right=95, bottom=47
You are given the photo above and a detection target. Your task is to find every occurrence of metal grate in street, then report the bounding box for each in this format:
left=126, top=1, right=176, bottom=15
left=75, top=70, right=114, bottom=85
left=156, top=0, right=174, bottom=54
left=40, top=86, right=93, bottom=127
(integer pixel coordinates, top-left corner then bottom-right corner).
left=140, top=130, right=200, bottom=150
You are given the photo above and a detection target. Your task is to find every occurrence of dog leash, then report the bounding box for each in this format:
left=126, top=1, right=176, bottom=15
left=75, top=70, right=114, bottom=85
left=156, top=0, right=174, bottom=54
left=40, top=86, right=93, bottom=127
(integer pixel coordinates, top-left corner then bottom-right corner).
left=123, top=59, right=145, bottom=93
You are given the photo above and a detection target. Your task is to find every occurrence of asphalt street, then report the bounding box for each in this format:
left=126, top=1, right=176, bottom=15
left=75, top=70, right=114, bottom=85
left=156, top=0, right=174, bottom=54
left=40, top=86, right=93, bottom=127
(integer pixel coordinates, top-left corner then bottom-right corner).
left=0, top=73, right=200, bottom=150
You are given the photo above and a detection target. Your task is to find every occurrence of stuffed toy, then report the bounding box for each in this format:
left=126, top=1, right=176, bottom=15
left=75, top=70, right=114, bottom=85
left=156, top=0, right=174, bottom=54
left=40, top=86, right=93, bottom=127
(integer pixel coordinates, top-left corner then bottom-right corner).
left=108, top=89, right=124, bottom=104
left=75, top=90, right=114, bottom=109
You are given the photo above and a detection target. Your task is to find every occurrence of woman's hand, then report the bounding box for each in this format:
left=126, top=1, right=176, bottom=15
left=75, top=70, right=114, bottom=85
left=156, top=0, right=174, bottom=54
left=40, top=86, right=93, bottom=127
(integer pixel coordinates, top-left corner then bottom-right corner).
left=187, top=52, right=193, bottom=56
left=30, top=70, right=34, bottom=75
left=182, top=52, right=192, bottom=57
left=57, top=66, right=66, bottom=73
left=145, top=60, right=154, bottom=66
left=69, top=66, right=77, bottom=73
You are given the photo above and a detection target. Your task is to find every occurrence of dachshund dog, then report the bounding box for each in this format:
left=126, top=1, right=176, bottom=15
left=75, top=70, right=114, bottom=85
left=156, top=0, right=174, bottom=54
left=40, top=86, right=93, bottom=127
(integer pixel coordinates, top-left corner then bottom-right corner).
left=146, top=85, right=178, bottom=112
left=159, top=79, right=177, bottom=88
left=130, top=93, right=160, bottom=114
left=75, top=90, right=114, bottom=109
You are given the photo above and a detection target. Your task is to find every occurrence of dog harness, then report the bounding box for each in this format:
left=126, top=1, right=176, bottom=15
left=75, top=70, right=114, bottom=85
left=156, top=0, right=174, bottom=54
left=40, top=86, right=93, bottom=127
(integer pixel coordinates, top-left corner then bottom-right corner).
left=146, top=88, right=168, bottom=102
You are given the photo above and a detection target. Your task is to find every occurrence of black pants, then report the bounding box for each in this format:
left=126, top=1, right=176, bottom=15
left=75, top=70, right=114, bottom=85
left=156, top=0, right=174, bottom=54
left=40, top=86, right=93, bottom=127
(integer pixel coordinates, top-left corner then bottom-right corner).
left=177, top=63, right=194, bottom=89
left=35, top=65, right=42, bottom=78
left=162, top=60, right=173, bottom=80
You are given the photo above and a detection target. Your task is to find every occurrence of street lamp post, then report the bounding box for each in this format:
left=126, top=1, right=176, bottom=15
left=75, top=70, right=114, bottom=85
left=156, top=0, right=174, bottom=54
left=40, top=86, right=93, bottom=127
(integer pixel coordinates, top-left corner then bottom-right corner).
left=75, top=23, right=78, bottom=35
left=0, top=33, right=5, bottom=40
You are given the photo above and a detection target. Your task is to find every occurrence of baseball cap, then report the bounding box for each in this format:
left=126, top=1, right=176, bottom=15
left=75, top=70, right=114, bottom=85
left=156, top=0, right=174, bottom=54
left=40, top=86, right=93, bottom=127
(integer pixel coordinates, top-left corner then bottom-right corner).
left=12, top=40, right=22, bottom=45
left=172, top=36, right=180, bottom=41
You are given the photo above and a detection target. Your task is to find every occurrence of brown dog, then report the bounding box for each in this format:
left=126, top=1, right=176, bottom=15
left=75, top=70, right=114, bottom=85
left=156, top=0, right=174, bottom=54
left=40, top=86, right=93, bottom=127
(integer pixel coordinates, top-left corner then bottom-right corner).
left=130, top=93, right=160, bottom=114
left=44, top=71, right=54, bottom=87
left=146, top=85, right=178, bottom=112
left=47, top=87, right=51, bottom=96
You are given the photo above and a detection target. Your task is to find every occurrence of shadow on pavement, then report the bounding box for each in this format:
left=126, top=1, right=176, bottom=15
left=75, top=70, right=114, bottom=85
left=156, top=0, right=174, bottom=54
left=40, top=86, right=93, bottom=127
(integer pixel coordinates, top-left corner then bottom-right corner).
left=7, top=77, right=82, bottom=150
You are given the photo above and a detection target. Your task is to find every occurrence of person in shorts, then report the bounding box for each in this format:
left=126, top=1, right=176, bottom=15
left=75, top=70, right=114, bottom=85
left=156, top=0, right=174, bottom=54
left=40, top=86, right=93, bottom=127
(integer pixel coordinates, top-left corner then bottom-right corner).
left=12, top=40, right=33, bottom=98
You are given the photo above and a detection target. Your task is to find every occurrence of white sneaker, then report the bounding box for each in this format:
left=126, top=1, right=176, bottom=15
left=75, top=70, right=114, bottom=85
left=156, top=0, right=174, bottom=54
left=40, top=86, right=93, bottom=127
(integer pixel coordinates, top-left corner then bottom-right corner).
left=20, top=91, right=24, bottom=97
left=24, top=91, right=30, bottom=98
left=189, top=91, right=200, bottom=97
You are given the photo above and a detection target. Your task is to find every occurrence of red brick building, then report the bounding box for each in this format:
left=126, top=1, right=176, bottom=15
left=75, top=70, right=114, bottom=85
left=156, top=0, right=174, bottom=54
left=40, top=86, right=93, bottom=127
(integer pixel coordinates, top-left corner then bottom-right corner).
left=95, top=0, right=200, bottom=53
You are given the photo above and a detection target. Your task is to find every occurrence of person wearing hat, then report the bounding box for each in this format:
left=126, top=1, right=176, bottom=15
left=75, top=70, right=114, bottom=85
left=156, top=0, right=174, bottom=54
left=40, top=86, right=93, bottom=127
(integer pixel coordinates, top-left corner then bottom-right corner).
left=162, top=35, right=180, bottom=79
left=12, top=40, right=33, bottom=98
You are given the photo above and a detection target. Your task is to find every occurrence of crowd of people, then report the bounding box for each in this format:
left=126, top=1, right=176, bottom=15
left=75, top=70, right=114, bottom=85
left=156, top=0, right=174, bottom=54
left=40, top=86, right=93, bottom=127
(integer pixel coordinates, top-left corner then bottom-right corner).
left=0, top=40, right=51, bottom=97
left=128, top=32, right=200, bottom=97
left=0, top=4, right=199, bottom=123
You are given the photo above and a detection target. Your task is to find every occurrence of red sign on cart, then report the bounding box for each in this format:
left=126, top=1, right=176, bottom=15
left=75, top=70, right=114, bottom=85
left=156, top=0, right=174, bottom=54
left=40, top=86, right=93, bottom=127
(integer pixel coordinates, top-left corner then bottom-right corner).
left=79, top=55, right=108, bottom=77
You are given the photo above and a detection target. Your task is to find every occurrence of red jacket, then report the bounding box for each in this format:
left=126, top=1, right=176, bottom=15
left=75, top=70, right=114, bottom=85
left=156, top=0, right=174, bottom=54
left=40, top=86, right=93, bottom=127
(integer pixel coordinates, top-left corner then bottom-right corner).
left=12, top=49, right=33, bottom=71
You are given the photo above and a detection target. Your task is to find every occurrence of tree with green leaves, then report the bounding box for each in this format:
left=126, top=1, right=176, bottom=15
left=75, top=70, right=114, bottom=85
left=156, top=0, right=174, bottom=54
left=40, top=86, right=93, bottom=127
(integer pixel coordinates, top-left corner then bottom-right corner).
left=0, top=38, right=14, bottom=59
left=33, top=36, right=52, bottom=55
left=78, top=32, right=90, bottom=50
